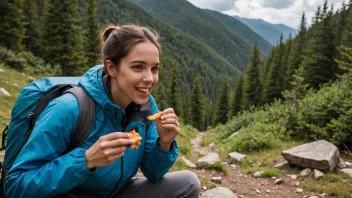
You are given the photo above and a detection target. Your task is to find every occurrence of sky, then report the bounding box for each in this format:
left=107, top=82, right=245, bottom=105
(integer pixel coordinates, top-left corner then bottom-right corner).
left=187, top=0, right=346, bottom=29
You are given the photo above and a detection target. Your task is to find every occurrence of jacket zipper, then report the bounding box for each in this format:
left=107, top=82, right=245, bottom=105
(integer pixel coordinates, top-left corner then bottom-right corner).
left=108, top=113, right=127, bottom=198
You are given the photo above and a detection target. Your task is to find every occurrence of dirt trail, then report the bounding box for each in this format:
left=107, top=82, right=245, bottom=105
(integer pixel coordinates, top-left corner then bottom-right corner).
left=190, top=132, right=331, bottom=198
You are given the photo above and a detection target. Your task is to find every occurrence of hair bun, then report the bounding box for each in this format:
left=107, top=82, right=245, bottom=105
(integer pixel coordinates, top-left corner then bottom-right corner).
left=101, top=25, right=119, bottom=42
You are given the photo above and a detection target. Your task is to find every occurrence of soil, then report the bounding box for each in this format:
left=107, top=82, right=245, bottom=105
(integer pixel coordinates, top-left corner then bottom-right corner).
left=190, top=132, right=332, bottom=198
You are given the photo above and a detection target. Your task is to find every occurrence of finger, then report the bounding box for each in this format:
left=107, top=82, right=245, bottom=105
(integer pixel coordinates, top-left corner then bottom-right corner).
left=103, top=132, right=131, bottom=141
left=103, top=146, right=127, bottom=157
left=161, top=119, right=179, bottom=126
left=100, top=138, right=133, bottom=149
left=161, top=113, right=178, bottom=121
left=107, top=152, right=125, bottom=162
left=162, top=108, right=175, bottom=114
left=161, top=123, right=179, bottom=132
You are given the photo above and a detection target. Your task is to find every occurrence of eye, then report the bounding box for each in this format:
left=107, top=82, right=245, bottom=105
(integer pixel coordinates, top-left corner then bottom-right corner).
left=152, top=66, right=159, bottom=73
left=132, top=65, right=143, bottom=71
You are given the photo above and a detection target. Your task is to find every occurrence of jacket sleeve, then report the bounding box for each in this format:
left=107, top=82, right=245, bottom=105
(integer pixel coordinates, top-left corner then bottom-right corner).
left=139, top=96, right=179, bottom=182
left=5, top=94, right=94, bottom=198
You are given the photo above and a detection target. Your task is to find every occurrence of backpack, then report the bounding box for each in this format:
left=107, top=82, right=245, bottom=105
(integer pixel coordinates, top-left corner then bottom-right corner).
left=0, top=77, right=96, bottom=196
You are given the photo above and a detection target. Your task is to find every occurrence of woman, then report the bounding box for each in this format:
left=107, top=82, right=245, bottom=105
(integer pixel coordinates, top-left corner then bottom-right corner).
left=5, top=24, right=200, bottom=198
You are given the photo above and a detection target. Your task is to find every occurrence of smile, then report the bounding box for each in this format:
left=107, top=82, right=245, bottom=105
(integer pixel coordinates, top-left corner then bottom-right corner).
left=136, top=87, right=150, bottom=93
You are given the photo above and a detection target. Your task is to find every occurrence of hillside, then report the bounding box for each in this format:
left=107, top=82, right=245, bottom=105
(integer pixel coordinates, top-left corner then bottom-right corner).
left=131, top=0, right=253, bottom=72
left=204, top=9, right=272, bottom=55
left=79, top=0, right=242, bottom=100
left=233, top=16, right=297, bottom=45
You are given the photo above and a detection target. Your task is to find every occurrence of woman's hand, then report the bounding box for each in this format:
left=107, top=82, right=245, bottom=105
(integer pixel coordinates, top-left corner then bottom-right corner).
left=156, top=108, right=180, bottom=150
left=85, top=132, right=133, bottom=169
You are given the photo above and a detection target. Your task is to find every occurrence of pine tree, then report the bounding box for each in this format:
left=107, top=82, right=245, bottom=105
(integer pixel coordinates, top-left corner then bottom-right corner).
left=182, top=90, right=192, bottom=125
left=167, top=60, right=183, bottom=116
left=42, top=0, right=86, bottom=76
left=153, top=83, right=168, bottom=111
left=341, top=3, right=352, bottom=48
left=286, top=13, right=307, bottom=89
left=229, top=73, right=245, bottom=118
left=190, top=76, right=205, bottom=130
left=0, top=0, right=25, bottom=52
left=243, top=44, right=262, bottom=109
left=23, top=0, right=41, bottom=54
left=302, top=2, right=337, bottom=89
left=213, top=76, right=230, bottom=126
left=85, top=0, right=100, bottom=67
left=263, top=35, right=285, bottom=103
left=335, top=2, right=348, bottom=47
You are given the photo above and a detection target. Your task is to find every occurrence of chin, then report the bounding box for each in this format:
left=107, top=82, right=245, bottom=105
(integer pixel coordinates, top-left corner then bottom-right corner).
left=134, top=97, right=149, bottom=105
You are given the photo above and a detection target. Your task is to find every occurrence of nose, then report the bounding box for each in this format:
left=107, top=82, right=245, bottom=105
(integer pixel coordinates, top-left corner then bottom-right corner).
left=142, top=70, right=153, bottom=83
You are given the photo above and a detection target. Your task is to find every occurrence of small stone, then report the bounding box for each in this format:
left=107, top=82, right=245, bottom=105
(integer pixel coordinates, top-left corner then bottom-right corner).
left=294, top=181, right=300, bottom=187
left=253, top=170, right=264, bottom=178
left=202, top=186, right=207, bottom=190
left=255, top=189, right=261, bottom=194
left=296, top=188, right=303, bottom=193
left=211, top=177, right=222, bottom=184
left=0, top=68, right=4, bottom=72
left=274, top=179, right=284, bottom=184
left=265, top=189, right=271, bottom=193
left=230, top=164, right=237, bottom=170
left=0, top=87, right=10, bottom=97
left=290, top=175, right=297, bottom=180
left=299, top=168, right=312, bottom=177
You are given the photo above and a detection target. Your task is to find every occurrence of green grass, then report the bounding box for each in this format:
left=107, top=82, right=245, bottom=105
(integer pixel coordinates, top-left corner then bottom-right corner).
left=207, top=162, right=228, bottom=175
left=301, top=172, right=352, bottom=197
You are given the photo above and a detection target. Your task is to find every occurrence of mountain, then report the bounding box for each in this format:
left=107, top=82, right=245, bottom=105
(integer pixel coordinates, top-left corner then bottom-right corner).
left=204, top=9, right=272, bottom=54
left=131, top=0, right=254, bottom=72
left=233, top=16, right=297, bottom=45
left=86, top=0, right=241, bottom=100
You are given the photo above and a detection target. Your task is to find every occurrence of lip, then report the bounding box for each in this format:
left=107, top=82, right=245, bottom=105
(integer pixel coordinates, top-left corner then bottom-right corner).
left=136, top=87, right=151, bottom=98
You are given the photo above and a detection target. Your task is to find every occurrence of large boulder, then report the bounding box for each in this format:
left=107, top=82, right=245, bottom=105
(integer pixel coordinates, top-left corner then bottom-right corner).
left=200, top=187, right=238, bottom=198
left=281, top=140, right=340, bottom=171
left=197, top=152, right=220, bottom=168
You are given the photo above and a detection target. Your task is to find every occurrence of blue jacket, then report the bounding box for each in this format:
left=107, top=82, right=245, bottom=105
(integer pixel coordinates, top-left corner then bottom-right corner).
left=5, top=65, right=179, bottom=197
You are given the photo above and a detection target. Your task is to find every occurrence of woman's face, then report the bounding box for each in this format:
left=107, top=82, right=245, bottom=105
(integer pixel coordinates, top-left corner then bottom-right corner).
left=107, top=41, right=160, bottom=108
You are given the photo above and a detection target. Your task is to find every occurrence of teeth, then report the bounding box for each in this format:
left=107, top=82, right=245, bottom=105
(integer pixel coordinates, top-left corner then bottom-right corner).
left=137, top=88, right=149, bottom=93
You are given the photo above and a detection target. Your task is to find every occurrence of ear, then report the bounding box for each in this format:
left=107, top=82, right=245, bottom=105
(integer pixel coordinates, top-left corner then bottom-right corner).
left=105, top=60, right=117, bottom=77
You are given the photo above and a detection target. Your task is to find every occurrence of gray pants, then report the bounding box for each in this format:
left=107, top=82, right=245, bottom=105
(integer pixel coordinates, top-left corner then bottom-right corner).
left=116, top=170, right=200, bottom=198
left=57, top=170, right=200, bottom=198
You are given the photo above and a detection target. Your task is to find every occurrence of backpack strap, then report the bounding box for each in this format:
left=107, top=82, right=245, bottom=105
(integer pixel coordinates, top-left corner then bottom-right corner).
left=65, top=87, right=96, bottom=150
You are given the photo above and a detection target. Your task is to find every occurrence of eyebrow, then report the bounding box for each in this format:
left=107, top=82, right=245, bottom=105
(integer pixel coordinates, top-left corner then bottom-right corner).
left=130, top=60, right=160, bottom=66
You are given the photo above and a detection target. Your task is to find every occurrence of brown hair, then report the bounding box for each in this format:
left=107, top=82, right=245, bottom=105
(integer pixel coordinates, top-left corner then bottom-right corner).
left=100, top=24, right=162, bottom=73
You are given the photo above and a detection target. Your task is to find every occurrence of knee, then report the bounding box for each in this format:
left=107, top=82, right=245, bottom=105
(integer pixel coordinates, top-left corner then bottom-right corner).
left=180, top=170, right=201, bottom=197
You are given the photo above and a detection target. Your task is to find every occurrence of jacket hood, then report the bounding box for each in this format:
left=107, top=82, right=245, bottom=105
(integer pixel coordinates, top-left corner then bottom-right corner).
left=78, top=65, right=115, bottom=109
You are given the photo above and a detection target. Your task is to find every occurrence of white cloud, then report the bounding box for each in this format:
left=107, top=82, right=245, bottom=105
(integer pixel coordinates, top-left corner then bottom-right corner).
left=187, top=0, right=346, bottom=29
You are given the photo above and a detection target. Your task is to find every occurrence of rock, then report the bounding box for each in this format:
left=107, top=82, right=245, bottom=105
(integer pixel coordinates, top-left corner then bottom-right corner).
left=255, top=189, right=260, bottom=194
left=0, top=88, right=10, bottom=97
left=346, top=161, right=352, bottom=168
left=265, top=189, right=271, bottom=193
left=308, top=196, right=320, bottom=198
left=211, top=177, right=222, bottom=184
left=200, top=187, right=238, bottom=198
left=299, top=168, right=312, bottom=177
left=253, top=170, right=264, bottom=178
left=289, top=174, right=297, bottom=180
left=29, top=76, right=36, bottom=81
left=281, top=140, right=340, bottom=171
left=209, top=143, right=215, bottom=149
left=274, top=179, right=284, bottom=184
left=227, top=152, right=246, bottom=164
left=230, top=164, right=237, bottom=170
left=296, top=188, right=303, bottom=193
left=194, top=148, right=207, bottom=156
left=202, top=186, right=207, bottom=190
left=339, top=168, right=352, bottom=177
left=0, top=68, right=4, bottom=72
left=313, top=169, right=324, bottom=179
left=13, top=83, right=19, bottom=87
left=274, top=161, right=289, bottom=168
left=181, top=156, right=197, bottom=168
left=294, top=181, right=300, bottom=187
left=197, top=153, right=220, bottom=168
